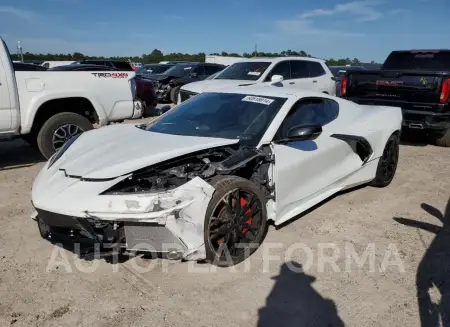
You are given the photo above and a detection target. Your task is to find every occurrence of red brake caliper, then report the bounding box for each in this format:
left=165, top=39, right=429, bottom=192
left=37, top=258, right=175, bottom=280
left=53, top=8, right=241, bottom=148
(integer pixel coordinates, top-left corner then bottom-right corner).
left=240, top=197, right=252, bottom=233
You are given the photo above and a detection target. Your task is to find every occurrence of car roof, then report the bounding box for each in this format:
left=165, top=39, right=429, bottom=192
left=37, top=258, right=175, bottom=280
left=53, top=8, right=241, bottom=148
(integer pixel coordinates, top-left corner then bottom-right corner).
left=240, top=56, right=325, bottom=63
left=391, top=49, right=450, bottom=53
left=207, top=85, right=326, bottom=99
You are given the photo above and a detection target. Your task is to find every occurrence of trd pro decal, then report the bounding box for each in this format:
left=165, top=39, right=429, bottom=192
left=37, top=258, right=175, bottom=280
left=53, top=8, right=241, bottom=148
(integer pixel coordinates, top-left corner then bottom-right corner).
left=91, top=73, right=129, bottom=78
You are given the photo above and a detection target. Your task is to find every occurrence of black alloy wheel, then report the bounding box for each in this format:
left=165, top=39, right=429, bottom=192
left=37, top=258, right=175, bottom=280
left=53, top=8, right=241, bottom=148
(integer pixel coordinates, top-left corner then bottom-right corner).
left=370, top=133, right=400, bottom=187
left=204, top=176, right=267, bottom=266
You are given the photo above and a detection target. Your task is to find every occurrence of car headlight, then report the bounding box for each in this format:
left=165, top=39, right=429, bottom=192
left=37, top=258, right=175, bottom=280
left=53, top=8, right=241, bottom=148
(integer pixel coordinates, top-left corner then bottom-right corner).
left=130, top=78, right=137, bottom=99
left=48, top=134, right=80, bottom=168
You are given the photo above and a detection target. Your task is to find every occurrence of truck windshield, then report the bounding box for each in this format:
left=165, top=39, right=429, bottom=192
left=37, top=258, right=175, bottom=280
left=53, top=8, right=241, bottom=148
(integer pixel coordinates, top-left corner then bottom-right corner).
left=383, top=51, right=450, bottom=71
left=215, top=62, right=271, bottom=81
left=146, top=92, right=287, bottom=146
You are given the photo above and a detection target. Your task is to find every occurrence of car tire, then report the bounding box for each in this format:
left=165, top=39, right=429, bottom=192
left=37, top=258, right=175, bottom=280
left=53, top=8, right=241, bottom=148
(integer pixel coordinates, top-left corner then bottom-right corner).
left=37, top=112, right=93, bottom=159
left=204, top=175, right=268, bottom=267
left=170, top=86, right=180, bottom=104
left=435, top=128, right=450, bottom=147
left=370, top=133, right=400, bottom=188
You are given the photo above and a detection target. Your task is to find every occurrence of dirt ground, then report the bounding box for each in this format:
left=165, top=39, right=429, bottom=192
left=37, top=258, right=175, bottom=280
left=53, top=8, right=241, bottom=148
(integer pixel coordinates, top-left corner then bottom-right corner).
left=0, top=125, right=449, bottom=327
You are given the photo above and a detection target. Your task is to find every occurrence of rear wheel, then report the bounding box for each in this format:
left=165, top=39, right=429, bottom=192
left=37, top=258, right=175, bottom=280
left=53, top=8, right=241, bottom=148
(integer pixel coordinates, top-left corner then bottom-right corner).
left=204, top=176, right=267, bottom=267
left=435, top=128, right=450, bottom=147
left=37, top=112, right=93, bottom=159
left=370, top=133, right=400, bottom=188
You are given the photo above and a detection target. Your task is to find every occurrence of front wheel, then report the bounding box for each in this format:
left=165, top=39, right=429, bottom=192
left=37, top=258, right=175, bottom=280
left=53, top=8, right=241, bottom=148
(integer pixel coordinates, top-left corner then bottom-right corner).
left=37, top=112, right=93, bottom=159
left=204, top=176, right=268, bottom=267
left=370, top=133, right=400, bottom=188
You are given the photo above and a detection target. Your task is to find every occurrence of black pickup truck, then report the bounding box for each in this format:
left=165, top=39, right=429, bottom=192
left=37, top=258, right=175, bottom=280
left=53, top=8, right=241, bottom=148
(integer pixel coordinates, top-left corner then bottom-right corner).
left=341, top=50, right=450, bottom=147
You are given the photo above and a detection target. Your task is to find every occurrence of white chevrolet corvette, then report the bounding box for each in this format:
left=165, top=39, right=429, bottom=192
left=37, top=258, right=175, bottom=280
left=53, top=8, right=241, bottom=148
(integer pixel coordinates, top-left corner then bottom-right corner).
left=31, top=85, right=402, bottom=266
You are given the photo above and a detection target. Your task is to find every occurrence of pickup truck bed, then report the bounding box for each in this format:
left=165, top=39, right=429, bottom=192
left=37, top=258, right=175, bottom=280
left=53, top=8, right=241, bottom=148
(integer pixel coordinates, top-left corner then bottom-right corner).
left=342, top=50, right=450, bottom=147
left=0, top=37, right=142, bottom=158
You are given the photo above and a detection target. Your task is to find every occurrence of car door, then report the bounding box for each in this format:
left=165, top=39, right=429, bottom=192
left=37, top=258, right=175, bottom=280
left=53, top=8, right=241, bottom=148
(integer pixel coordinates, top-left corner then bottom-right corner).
left=0, top=54, right=12, bottom=132
left=272, top=97, right=363, bottom=222
left=305, top=61, right=336, bottom=94
left=192, top=65, right=207, bottom=81
left=289, top=60, right=323, bottom=92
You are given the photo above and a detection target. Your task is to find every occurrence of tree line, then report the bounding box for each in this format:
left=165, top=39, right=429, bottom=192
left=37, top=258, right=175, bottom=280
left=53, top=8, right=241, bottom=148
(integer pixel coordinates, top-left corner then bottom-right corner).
left=10, top=48, right=377, bottom=66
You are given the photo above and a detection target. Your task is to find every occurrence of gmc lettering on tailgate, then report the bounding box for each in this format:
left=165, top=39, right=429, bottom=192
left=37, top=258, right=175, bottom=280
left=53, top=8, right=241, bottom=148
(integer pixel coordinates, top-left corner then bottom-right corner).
left=91, top=73, right=129, bottom=78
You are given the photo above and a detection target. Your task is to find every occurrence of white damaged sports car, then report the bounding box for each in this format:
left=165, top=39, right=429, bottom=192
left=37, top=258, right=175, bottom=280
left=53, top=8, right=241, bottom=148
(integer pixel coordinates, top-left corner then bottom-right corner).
left=31, top=86, right=402, bottom=266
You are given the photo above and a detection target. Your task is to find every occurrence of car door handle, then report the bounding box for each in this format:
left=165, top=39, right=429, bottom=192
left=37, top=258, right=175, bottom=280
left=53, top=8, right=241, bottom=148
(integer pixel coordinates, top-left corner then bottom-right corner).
left=289, top=82, right=295, bottom=85
left=312, top=80, right=317, bottom=83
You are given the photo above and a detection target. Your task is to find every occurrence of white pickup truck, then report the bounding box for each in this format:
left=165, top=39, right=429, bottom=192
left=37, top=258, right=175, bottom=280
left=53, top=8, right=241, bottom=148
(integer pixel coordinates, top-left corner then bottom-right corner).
left=0, top=38, right=142, bottom=159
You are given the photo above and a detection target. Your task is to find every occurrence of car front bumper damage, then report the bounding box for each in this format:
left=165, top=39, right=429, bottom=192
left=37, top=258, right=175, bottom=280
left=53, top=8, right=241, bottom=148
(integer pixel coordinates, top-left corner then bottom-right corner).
left=31, top=177, right=215, bottom=261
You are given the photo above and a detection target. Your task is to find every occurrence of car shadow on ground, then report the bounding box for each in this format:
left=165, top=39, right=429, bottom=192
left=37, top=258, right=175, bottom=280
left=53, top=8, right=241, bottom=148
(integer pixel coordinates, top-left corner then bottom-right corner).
left=394, top=198, right=450, bottom=327
left=399, top=130, right=436, bottom=147
left=257, top=261, right=345, bottom=327
left=0, top=140, right=45, bottom=171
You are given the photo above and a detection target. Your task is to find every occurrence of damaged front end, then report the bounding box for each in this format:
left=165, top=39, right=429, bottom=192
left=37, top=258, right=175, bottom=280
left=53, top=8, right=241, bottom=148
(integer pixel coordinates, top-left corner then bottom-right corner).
left=34, top=145, right=274, bottom=261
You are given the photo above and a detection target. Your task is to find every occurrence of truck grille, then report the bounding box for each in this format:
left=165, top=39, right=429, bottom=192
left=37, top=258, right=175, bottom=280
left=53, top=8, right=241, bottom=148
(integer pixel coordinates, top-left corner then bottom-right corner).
left=179, top=90, right=198, bottom=103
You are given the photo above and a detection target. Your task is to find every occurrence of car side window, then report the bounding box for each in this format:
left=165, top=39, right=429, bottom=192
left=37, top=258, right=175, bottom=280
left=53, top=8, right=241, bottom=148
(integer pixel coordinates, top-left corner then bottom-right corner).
left=265, top=61, right=291, bottom=81
left=193, top=65, right=206, bottom=75
left=277, top=98, right=339, bottom=138
left=204, top=65, right=221, bottom=75
left=306, top=62, right=326, bottom=77
left=290, top=60, right=309, bottom=79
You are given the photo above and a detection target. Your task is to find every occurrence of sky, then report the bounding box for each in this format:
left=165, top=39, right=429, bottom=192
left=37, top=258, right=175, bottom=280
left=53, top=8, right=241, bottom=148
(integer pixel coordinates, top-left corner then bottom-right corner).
left=0, top=0, right=449, bottom=62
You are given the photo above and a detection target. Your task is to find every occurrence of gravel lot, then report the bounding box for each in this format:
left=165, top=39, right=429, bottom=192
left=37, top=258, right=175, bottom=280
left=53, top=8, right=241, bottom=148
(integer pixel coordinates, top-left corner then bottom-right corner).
left=0, top=124, right=449, bottom=327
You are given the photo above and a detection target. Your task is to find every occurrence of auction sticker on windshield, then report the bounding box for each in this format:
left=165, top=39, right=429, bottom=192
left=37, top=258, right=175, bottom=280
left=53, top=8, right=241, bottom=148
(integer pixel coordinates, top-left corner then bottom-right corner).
left=248, top=72, right=261, bottom=76
left=184, top=67, right=192, bottom=70
left=242, top=95, right=274, bottom=105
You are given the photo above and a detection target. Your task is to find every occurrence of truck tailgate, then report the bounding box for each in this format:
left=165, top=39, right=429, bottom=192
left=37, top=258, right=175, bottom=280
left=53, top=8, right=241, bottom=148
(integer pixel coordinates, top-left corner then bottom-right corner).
left=346, top=70, right=446, bottom=104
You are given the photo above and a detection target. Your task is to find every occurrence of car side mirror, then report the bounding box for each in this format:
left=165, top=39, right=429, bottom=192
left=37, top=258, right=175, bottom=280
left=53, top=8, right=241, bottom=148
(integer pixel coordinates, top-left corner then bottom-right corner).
left=271, top=74, right=284, bottom=84
left=274, top=124, right=322, bottom=144
left=191, top=72, right=198, bottom=78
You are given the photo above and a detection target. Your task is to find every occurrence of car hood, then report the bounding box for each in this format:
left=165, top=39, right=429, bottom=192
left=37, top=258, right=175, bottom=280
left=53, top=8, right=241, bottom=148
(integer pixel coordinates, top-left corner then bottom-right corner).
left=181, top=79, right=258, bottom=93
left=57, top=124, right=239, bottom=179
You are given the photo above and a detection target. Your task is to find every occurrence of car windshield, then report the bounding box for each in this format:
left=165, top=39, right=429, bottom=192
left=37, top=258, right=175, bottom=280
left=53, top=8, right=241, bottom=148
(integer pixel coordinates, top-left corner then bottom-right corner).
left=137, top=65, right=158, bottom=74
left=145, top=92, right=287, bottom=146
left=215, top=62, right=271, bottom=81
left=163, top=64, right=195, bottom=77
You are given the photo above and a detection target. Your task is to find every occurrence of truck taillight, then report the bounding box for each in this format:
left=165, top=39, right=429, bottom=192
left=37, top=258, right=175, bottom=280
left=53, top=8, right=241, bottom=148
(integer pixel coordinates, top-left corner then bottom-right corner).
left=440, top=78, right=450, bottom=103
left=340, top=76, right=348, bottom=97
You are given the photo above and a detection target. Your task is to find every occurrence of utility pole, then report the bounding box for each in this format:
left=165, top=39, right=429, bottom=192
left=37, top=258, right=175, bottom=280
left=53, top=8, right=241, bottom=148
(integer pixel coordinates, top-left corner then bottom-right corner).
left=254, top=44, right=258, bottom=57
left=17, top=41, right=24, bottom=62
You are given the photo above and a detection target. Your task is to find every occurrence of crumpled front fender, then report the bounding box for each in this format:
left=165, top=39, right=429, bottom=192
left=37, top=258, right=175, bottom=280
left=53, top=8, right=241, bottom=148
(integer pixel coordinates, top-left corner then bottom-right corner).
left=87, top=177, right=215, bottom=261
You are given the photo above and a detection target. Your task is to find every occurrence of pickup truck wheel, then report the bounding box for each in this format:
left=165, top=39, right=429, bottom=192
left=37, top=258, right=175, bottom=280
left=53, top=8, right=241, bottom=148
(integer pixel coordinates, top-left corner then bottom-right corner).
left=435, top=129, right=450, bottom=147
left=370, top=133, right=399, bottom=188
left=37, top=112, right=93, bottom=159
left=170, top=86, right=180, bottom=104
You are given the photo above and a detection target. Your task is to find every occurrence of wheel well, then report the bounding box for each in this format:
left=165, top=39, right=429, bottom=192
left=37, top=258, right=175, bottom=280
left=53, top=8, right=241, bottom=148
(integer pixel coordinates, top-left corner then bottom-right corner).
left=30, top=97, right=98, bottom=135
